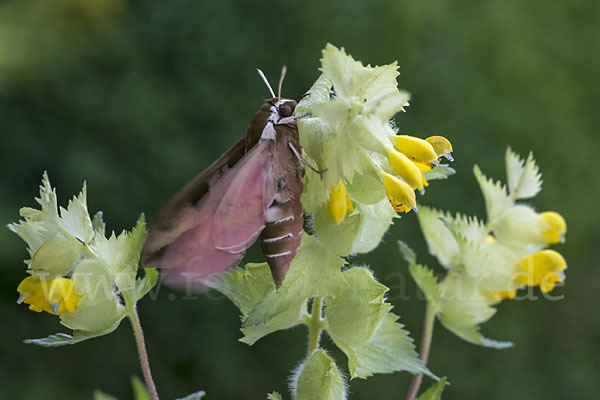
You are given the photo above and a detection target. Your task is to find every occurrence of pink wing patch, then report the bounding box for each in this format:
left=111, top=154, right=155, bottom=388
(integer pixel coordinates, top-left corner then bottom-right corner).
left=159, top=141, right=273, bottom=289
left=212, top=143, right=274, bottom=253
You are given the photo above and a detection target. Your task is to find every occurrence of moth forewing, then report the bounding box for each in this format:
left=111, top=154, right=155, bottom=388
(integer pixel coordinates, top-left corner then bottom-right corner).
left=141, top=89, right=304, bottom=289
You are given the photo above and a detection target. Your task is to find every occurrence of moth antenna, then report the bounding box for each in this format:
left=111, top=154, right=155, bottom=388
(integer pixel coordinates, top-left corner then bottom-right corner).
left=277, top=65, right=287, bottom=99
left=257, top=69, right=276, bottom=98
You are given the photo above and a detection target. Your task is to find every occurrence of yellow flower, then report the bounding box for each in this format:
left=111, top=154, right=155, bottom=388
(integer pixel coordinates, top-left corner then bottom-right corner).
left=540, top=211, right=567, bottom=244
left=327, top=179, right=354, bottom=225
left=516, top=250, right=567, bottom=293
left=381, top=172, right=417, bottom=213
left=386, top=148, right=423, bottom=190
left=392, top=135, right=438, bottom=164
left=426, top=136, right=454, bottom=161
left=17, top=276, right=82, bottom=315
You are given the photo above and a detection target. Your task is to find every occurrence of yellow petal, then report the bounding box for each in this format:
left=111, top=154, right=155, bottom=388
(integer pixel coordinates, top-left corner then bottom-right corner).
left=386, top=148, right=423, bottom=190
left=517, top=250, right=567, bottom=292
left=540, top=211, right=567, bottom=244
left=426, top=136, right=454, bottom=161
left=17, top=276, right=82, bottom=315
left=327, top=179, right=352, bottom=225
left=381, top=172, right=417, bottom=213
left=392, top=135, right=438, bottom=163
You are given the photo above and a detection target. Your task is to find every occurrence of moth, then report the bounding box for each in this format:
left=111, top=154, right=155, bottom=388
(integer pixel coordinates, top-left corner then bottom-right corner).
left=141, top=67, right=308, bottom=289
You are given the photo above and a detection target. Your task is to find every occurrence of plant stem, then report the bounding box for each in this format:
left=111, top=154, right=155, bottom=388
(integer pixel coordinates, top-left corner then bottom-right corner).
left=307, top=297, right=324, bottom=353
left=405, top=301, right=436, bottom=400
left=125, top=295, right=159, bottom=400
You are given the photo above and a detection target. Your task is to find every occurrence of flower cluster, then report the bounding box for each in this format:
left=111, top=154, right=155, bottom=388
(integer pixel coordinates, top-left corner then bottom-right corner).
left=408, top=148, right=567, bottom=346
left=296, top=44, right=454, bottom=256
left=9, top=173, right=155, bottom=345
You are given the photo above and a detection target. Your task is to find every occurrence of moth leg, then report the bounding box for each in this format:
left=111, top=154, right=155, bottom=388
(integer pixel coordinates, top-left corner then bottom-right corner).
left=288, top=142, right=327, bottom=174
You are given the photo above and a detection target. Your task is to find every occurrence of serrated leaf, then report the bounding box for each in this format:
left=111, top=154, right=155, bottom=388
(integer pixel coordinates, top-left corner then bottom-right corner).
left=94, top=214, right=146, bottom=292
left=132, top=268, right=159, bottom=303
left=474, top=166, right=513, bottom=224
left=240, top=298, right=306, bottom=345
left=423, top=164, right=455, bottom=181
left=176, top=391, right=207, bottom=400
left=24, top=317, right=125, bottom=346
left=449, top=213, right=488, bottom=246
left=244, top=233, right=346, bottom=327
left=337, top=313, right=431, bottom=379
left=505, top=148, right=542, bottom=200
left=92, top=211, right=106, bottom=236
left=293, top=350, right=347, bottom=400
left=215, top=262, right=276, bottom=316
left=438, top=272, right=512, bottom=349
left=131, top=376, right=151, bottom=400
left=267, top=392, right=282, bottom=400
left=409, top=264, right=442, bottom=311
left=8, top=172, right=59, bottom=257
left=93, top=390, right=119, bottom=400
left=416, top=377, right=446, bottom=400
left=326, top=267, right=391, bottom=347
left=416, top=206, right=460, bottom=269
left=58, top=183, right=95, bottom=244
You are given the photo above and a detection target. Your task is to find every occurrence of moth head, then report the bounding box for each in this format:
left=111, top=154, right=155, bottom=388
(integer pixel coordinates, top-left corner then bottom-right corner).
left=276, top=99, right=297, bottom=118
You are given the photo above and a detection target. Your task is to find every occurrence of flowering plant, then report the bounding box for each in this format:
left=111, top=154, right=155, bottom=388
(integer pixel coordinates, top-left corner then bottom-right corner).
left=9, top=45, right=567, bottom=400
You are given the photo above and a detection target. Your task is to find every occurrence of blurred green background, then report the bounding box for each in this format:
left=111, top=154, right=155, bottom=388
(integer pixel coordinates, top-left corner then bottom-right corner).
left=1, top=0, right=598, bottom=399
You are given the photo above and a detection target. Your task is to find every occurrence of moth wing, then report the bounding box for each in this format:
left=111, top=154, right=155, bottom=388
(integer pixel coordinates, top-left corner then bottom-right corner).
left=141, top=140, right=273, bottom=290
left=211, top=141, right=275, bottom=253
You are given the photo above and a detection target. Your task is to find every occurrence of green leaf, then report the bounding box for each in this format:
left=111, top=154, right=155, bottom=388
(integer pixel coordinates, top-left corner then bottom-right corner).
left=131, top=268, right=159, bottom=303
left=416, top=206, right=460, bottom=269
left=240, top=298, right=306, bottom=345
left=397, top=240, right=417, bottom=265
left=438, top=272, right=512, bottom=349
left=176, top=391, right=207, bottom=400
left=92, top=211, right=106, bottom=236
left=58, top=182, right=95, bottom=244
left=131, top=376, right=151, bottom=400
left=326, top=267, right=429, bottom=379
left=409, top=264, right=442, bottom=312
left=93, top=390, right=118, bottom=400
left=293, top=350, right=346, bottom=400
left=94, top=214, right=147, bottom=293
left=8, top=172, right=59, bottom=257
left=326, top=267, right=391, bottom=347
left=24, top=318, right=125, bottom=346
left=338, top=313, right=430, bottom=379
left=416, top=377, right=447, bottom=400
left=215, top=262, right=276, bottom=316
left=474, top=166, right=513, bottom=224
left=505, top=147, right=542, bottom=200
left=244, top=233, right=346, bottom=327
left=267, top=392, right=282, bottom=400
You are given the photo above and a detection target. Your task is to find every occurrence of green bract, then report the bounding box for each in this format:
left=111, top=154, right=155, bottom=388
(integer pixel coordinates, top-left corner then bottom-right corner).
left=405, top=148, right=567, bottom=348
left=10, top=173, right=157, bottom=346
left=293, top=350, right=347, bottom=400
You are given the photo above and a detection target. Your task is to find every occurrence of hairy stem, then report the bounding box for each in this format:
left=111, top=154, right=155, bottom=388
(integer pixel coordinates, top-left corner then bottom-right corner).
left=307, top=297, right=324, bottom=353
left=405, top=302, right=436, bottom=400
left=125, top=295, right=159, bottom=400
